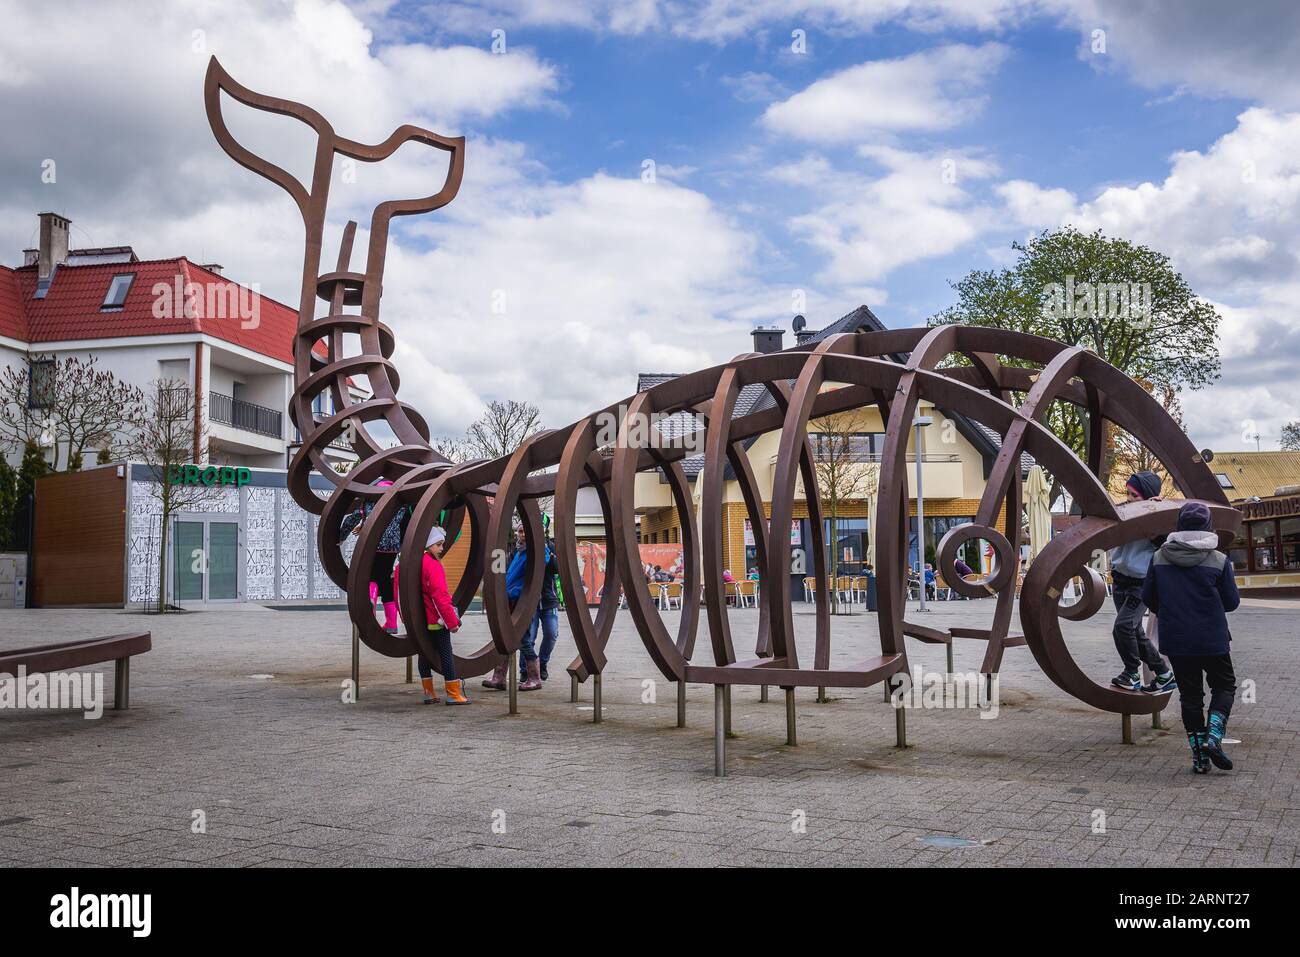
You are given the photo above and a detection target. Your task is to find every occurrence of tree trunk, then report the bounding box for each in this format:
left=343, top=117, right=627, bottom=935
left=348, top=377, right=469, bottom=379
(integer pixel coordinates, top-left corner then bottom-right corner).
left=828, top=505, right=839, bottom=615
left=157, top=489, right=169, bottom=614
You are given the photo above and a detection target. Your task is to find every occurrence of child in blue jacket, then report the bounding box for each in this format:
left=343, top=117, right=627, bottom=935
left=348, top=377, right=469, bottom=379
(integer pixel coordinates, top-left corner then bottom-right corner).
left=1141, top=501, right=1241, bottom=774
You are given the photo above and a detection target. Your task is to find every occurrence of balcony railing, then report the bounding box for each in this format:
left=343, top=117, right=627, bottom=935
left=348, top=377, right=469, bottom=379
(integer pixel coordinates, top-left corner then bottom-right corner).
left=209, top=391, right=283, bottom=438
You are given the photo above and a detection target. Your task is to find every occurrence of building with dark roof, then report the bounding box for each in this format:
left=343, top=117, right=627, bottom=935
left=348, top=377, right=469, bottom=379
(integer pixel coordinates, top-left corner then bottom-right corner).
left=631, top=307, right=1023, bottom=578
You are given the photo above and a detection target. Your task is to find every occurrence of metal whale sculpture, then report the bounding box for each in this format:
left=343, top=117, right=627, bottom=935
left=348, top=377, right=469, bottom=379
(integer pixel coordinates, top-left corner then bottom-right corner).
left=203, top=57, right=1240, bottom=742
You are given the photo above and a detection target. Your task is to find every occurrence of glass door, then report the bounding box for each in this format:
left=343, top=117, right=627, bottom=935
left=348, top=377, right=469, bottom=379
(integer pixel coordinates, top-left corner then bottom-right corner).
left=172, top=517, right=242, bottom=603
left=173, top=521, right=205, bottom=602
left=208, top=522, right=239, bottom=600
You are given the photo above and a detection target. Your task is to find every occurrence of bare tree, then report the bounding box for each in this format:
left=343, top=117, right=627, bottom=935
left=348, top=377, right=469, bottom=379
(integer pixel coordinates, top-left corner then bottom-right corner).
left=1109, top=380, right=1185, bottom=497
left=431, top=435, right=474, bottom=463
left=120, top=378, right=209, bottom=612
left=464, top=400, right=542, bottom=459
left=0, top=354, right=145, bottom=470
left=811, top=410, right=880, bottom=614
left=0, top=356, right=53, bottom=461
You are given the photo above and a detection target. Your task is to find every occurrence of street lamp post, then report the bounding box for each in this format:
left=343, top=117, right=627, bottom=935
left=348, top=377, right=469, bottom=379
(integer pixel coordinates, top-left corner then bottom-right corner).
left=914, top=415, right=933, bottom=613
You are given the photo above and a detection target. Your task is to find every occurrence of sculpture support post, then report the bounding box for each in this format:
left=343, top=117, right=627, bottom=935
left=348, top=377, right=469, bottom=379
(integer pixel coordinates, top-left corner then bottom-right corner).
left=714, top=685, right=726, bottom=777
left=508, top=651, right=518, bottom=715
left=351, top=624, right=360, bottom=702
left=785, top=687, right=796, bottom=746
left=677, top=680, right=685, bottom=728
left=593, top=674, right=602, bottom=724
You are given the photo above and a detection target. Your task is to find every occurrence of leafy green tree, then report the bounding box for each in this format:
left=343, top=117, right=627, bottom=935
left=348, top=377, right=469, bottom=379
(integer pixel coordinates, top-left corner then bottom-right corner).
left=930, top=227, right=1222, bottom=502
left=17, top=439, right=51, bottom=503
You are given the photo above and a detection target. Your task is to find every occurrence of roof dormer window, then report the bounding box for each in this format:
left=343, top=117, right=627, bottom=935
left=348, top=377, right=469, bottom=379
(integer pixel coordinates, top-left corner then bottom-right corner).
left=101, top=273, right=135, bottom=310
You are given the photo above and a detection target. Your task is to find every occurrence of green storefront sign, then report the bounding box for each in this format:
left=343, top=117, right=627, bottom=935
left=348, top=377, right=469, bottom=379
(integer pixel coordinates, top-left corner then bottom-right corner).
left=167, top=464, right=252, bottom=488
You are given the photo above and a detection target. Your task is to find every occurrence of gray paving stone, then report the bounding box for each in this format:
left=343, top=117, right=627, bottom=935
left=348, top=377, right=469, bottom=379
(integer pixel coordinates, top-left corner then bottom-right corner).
left=0, top=597, right=1296, bottom=866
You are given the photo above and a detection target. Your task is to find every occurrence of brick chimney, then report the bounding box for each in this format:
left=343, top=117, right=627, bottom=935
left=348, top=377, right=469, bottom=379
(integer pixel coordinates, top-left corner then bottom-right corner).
left=751, top=326, right=784, bottom=354
left=37, top=212, right=70, bottom=281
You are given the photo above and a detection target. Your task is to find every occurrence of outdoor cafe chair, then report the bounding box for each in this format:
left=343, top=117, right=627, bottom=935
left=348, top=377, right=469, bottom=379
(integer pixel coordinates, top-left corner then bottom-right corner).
left=664, top=581, right=684, bottom=610
left=835, top=575, right=855, bottom=606
left=736, top=579, right=758, bottom=608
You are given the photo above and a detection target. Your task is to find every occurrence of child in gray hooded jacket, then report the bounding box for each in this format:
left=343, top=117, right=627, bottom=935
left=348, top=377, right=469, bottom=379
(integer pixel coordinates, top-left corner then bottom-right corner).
left=1107, top=470, right=1175, bottom=693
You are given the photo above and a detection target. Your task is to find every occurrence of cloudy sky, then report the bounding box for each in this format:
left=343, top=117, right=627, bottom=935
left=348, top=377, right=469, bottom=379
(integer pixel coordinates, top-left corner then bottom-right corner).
left=2, top=0, right=1298, bottom=451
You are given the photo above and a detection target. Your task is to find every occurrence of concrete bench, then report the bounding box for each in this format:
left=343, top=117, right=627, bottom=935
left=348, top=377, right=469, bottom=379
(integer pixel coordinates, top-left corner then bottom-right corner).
left=0, top=632, right=152, bottom=710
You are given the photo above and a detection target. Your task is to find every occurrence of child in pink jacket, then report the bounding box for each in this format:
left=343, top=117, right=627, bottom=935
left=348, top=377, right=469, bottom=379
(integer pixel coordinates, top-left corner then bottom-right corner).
left=418, top=527, right=469, bottom=705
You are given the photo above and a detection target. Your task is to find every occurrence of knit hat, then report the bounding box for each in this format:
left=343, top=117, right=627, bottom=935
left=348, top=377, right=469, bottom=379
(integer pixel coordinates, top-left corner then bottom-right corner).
left=426, top=526, right=447, bottom=548
left=1126, top=471, right=1163, bottom=500
left=1176, top=501, right=1213, bottom=532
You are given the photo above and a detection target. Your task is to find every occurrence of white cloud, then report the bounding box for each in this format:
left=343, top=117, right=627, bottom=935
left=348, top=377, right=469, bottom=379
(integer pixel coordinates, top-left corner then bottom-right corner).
left=721, top=71, right=790, bottom=104
left=774, top=146, right=1001, bottom=285
left=991, top=107, right=1300, bottom=451
left=762, top=43, right=1009, bottom=143
left=1045, top=0, right=1300, bottom=110
left=672, top=0, right=1036, bottom=41
left=0, top=0, right=771, bottom=440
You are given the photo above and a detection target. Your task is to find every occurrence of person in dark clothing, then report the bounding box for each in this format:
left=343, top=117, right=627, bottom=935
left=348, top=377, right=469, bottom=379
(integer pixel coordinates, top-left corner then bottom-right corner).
left=1142, top=501, right=1240, bottom=773
left=518, top=537, right=561, bottom=687
left=483, top=525, right=529, bottom=691
left=1107, top=470, right=1175, bottom=692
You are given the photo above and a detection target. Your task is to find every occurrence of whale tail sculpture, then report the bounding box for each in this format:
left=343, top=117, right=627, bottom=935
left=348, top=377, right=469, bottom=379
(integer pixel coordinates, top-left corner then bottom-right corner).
left=204, top=59, right=1241, bottom=757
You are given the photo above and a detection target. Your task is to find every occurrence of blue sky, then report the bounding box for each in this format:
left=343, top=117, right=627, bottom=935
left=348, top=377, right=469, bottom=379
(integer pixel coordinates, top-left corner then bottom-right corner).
left=3, top=0, right=1299, bottom=451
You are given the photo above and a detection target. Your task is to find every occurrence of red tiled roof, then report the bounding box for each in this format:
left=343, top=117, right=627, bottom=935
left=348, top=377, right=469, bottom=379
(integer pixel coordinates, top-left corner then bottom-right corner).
left=0, top=266, right=27, bottom=341
left=0, top=259, right=299, bottom=363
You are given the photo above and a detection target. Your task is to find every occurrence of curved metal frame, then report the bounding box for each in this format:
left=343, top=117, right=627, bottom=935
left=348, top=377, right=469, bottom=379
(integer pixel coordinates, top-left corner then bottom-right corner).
left=204, top=59, right=1241, bottom=721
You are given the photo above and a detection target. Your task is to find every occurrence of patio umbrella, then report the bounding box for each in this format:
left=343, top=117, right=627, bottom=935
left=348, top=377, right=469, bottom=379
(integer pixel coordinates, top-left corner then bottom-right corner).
left=1025, top=464, right=1053, bottom=563
left=865, top=469, right=879, bottom=574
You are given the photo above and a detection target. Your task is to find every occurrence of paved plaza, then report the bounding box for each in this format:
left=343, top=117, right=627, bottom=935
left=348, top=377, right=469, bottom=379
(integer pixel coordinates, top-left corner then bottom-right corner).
left=1, top=597, right=1297, bottom=867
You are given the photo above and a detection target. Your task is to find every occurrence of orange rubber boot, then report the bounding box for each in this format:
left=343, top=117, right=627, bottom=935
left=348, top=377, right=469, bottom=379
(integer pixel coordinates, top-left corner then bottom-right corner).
left=420, top=677, right=438, bottom=704
left=444, top=679, right=470, bottom=705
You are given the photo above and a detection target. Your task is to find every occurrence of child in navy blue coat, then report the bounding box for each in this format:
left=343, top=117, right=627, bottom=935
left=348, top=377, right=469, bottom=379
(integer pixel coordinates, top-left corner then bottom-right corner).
left=1141, top=501, right=1240, bottom=773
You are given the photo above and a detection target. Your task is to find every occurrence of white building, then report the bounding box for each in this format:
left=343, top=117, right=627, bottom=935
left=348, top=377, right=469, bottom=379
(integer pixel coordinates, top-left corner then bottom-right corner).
left=0, top=211, right=364, bottom=470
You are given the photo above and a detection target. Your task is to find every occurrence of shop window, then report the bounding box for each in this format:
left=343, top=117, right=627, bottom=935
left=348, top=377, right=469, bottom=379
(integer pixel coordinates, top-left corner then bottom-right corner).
left=1228, top=527, right=1249, bottom=572
left=1281, top=517, right=1300, bottom=571
left=1250, top=520, right=1277, bottom=571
